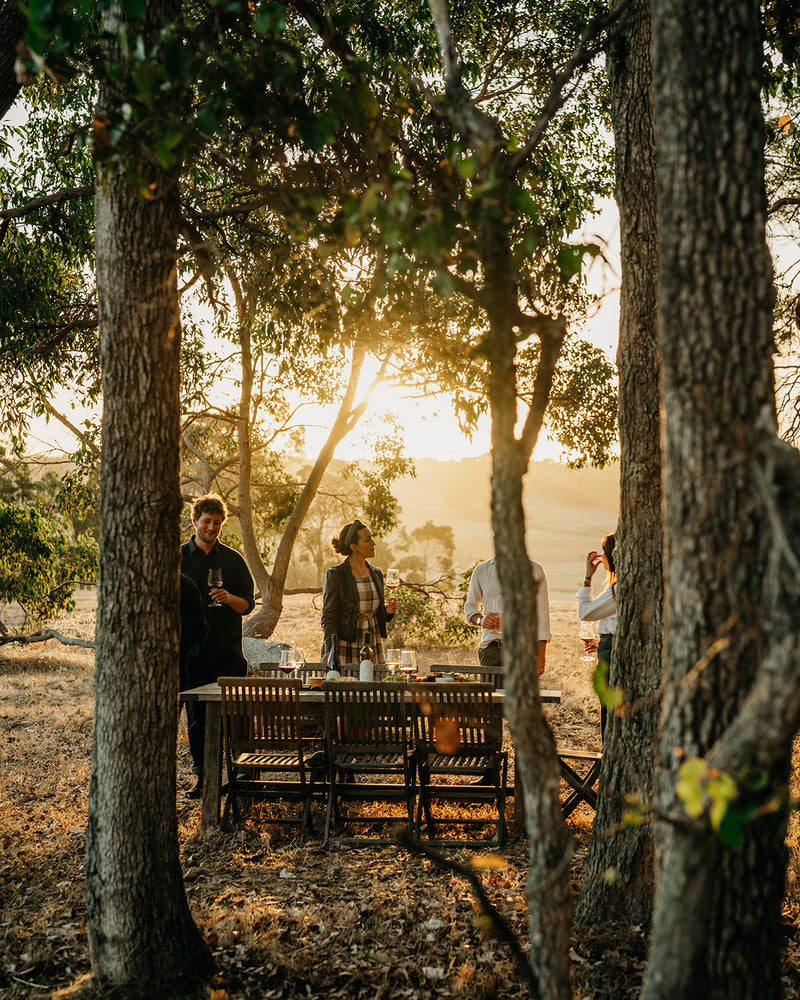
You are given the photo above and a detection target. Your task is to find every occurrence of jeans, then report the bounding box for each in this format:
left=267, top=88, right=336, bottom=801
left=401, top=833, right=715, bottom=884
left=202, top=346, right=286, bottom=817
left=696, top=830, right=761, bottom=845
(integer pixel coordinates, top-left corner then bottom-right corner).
left=596, top=633, right=614, bottom=743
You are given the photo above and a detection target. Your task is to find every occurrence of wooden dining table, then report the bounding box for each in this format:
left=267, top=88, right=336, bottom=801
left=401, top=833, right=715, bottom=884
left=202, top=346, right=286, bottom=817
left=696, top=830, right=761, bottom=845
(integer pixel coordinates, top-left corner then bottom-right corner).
left=180, top=681, right=563, bottom=834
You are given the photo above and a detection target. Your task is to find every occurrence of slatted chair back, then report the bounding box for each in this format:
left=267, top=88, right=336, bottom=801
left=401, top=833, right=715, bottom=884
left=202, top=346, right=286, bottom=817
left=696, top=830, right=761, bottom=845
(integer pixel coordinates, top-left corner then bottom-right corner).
left=218, top=676, right=319, bottom=835
left=321, top=681, right=416, bottom=844
left=221, top=676, right=303, bottom=754
left=429, top=665, right=505, bottom=690
left=323, top=680, right=409, bottom=752
left=411, top=683, right=501, bottom=754
left=410, top=683, right=507, bottom=846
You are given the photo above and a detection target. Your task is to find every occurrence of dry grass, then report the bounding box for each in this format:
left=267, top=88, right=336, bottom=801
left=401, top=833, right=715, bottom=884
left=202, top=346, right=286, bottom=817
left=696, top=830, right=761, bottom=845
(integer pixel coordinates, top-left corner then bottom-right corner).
left=1, top=598, right=798, bottom=999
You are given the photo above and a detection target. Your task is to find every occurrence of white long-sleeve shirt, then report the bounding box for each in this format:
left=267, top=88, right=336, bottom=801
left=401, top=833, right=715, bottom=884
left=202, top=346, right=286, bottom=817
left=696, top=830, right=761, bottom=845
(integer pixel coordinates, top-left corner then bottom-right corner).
left=464, top=557, right=551, bottom=649
left=576, top=584, right=617, bottom=635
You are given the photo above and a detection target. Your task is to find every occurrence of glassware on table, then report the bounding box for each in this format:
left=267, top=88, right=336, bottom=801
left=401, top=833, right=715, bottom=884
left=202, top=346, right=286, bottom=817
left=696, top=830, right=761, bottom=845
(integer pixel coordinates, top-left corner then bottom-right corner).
left=279, top=649, right=302, bottom=676
left=484, top=596, right=503, bottom=633
left=385, top=568, right=400, bottom=592
left=207, top=567, right=223, bottom=607
left=386, top=649, right=401, bottom=675
left=578, top=621, right=597, bottom=661
left=399, top=649, right=417, bottom=675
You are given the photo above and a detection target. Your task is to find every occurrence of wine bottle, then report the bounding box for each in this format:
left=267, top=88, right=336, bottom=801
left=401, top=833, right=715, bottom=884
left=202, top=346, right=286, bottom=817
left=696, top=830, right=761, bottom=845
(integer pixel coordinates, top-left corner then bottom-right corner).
left=359, top=629, right=374, bottom=681
left=325, top=634, right=341, bottom=680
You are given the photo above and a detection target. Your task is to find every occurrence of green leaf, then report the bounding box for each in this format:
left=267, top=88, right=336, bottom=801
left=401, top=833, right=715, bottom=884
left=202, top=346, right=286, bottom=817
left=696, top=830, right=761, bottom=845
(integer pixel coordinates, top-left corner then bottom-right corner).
left=707, top=771, right=738, bottom=831
left=556, top=243, right=584, bottom=282
left=675, top=757, right=707, bottom=819
left=592, top=660, right=623, bottom=708
left=121, top=0, right=145, bottom=21
left=457, top=155, right=477, bottom=180
left=430, top=269, right=454, bottom=297
left=508, top=185, right=539, bottom=220
left=717, top=808, right=745, bottom=849
left=194, top=106, right=219, bottom=136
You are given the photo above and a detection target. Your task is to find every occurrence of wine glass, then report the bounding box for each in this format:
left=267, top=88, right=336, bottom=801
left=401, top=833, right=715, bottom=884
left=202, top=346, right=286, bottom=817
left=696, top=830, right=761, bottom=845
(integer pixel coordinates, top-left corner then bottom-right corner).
left=289, top=647, right=304, bottom=677
left=578, top=621, right=597, bottom=661
left=400, top=649, right=417, bottom=675
left=385, top=568, right=400, bottom=592
left=279, top=649, right=295, bottom=676
left=207, top=568, right=223, bottom=607
left=484, top=596, right=503, bottom=633
left=386, top=648, right=401, bottom=676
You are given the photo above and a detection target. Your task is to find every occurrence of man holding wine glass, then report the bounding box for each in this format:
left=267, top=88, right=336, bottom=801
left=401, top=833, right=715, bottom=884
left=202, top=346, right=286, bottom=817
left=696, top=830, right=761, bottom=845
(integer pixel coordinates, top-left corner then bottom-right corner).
left=181, top=493, right=255, bottom=798
left=464, top=554, right=551, bottom=674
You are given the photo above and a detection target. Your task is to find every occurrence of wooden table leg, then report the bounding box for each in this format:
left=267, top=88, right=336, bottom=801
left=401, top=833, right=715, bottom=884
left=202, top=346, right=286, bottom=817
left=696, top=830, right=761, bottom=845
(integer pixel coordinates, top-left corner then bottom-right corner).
left=200, top=701, right=222, bottom=829
left=513, top=765, right=525, bottom=837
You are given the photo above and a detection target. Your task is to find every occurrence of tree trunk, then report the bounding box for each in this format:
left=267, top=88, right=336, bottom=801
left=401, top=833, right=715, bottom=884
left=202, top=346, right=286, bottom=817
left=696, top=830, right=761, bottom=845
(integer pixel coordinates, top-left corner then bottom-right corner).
left=575, top=0, right=661, bottom=928
left=243, top=340, right=370, bottom=638
left=232, top=275, right=272, bottom=608
left=0, top=1, right=25, bottom=120
left=480, top=200, right=572, bottom=1000
left=86, top=0, right=212, bottom=986
left=643, top=1, right=793, bottom=996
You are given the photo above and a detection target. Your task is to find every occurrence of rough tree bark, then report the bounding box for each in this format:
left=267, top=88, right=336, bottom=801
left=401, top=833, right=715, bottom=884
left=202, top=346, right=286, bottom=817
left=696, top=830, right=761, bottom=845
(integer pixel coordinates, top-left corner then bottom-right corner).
left=642, top=0, right=800, bottom=996
left=426, top=2, right=613, bottom=995
left=86, top=0, right=212, bottom=986
left=483, top=208, right=572, bottom=1000
left=0, top=0, right=25, bottom=120
left=575, top=0, right=661, bottom=928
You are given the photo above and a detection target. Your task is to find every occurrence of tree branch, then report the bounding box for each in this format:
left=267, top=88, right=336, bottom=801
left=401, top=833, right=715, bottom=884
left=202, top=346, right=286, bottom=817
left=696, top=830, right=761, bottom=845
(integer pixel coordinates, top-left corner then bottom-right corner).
left=509, top=10, right=614, bottom=171
left=289, top=0, right=362, bottom=73
left=34, top=391, right=100, bottom=456
left=518, top=315, right=567, bottom=458
left=0, top=184, right=94, bottom=221
left=768, top=195, right=800, bottom=216
left=395, top=829, right=541, bottom=999
left=427, top=0, right=505, bottom=147
left=0, top=628, right=95, bottom=648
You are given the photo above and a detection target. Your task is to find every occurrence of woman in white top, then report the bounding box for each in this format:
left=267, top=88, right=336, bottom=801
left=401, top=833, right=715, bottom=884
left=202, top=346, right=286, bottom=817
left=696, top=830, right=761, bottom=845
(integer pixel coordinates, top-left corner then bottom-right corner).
left=576, top=532, right=617, bottom=738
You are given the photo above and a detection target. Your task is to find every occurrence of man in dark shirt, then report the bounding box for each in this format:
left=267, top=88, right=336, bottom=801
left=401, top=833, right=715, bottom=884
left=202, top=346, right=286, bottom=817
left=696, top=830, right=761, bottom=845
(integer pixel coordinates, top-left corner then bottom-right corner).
left=179, top=572, right=206, bottom=688
left=181, top=493, right=255, bottom=797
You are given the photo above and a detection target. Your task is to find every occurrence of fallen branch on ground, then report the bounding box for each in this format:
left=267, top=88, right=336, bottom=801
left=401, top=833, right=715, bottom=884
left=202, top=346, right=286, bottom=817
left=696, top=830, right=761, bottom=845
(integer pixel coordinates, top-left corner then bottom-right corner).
left=395, top=829, right=540, bottom=998
left=0, top=628, right=95, bottom=648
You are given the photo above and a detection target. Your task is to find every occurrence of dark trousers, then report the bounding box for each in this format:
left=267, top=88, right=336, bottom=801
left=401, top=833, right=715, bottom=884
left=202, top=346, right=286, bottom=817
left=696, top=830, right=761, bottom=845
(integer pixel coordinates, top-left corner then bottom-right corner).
left=478, top=640, right=502, bottom=667
left=597, top=633, right=614, bottom=743
left=184, top=649, right=247, bottom=774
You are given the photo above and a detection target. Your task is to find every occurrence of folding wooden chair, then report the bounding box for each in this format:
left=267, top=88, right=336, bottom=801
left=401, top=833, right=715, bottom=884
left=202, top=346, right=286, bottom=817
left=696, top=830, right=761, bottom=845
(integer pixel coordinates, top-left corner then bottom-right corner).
left=219, top=676, right=322, bottom=837
left=411, top=682, right=508, bottom=847
left=322, top=681, right=416, bottom=845
left=557, top=749, right=602, bottom=817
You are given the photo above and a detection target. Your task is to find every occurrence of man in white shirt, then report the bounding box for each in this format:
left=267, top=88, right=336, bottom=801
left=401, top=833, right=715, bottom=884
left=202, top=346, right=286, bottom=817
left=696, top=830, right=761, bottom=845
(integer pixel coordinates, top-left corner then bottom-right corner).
left=464, top=557, right=551, bottom=674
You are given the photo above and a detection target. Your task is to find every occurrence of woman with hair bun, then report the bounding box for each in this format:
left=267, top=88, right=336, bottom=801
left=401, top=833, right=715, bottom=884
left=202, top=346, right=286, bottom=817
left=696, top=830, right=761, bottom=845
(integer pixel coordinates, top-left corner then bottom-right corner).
left=321, top=519, right=397, bottom=664
left=576, top=531, right=617, bottom=739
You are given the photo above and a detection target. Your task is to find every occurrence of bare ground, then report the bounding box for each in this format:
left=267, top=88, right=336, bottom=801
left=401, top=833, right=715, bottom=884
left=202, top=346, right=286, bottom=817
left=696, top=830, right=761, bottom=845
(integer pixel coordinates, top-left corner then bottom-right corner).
left=1, top=597, right=798, bottom=999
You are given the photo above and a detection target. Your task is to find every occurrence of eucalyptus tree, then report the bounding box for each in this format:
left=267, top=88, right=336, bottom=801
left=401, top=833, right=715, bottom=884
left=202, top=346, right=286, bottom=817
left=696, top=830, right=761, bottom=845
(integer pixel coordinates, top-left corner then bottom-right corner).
left=643, top=0, right=800, bottom=996
left=281, top=3, right=614, bottom=996
left=575, top=0, right=661, bottom=930
left=578, top=0, right=800, bottom=936
left=15, top=2, right=616, bottom=992
left=87, top=0, right=214, bottom=987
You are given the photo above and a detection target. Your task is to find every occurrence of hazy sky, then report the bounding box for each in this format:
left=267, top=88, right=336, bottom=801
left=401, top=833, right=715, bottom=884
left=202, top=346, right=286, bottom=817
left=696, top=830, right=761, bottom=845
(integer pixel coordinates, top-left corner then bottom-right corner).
left=323, top=198, right=621, bottom=463
left=21, top=192, right=621, bottom=463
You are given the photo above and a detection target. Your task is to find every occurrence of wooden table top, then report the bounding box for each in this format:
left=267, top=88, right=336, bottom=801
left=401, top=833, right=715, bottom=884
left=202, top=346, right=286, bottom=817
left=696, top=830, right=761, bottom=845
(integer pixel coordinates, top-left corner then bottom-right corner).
left=180, top=682, right=562, bottom=704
